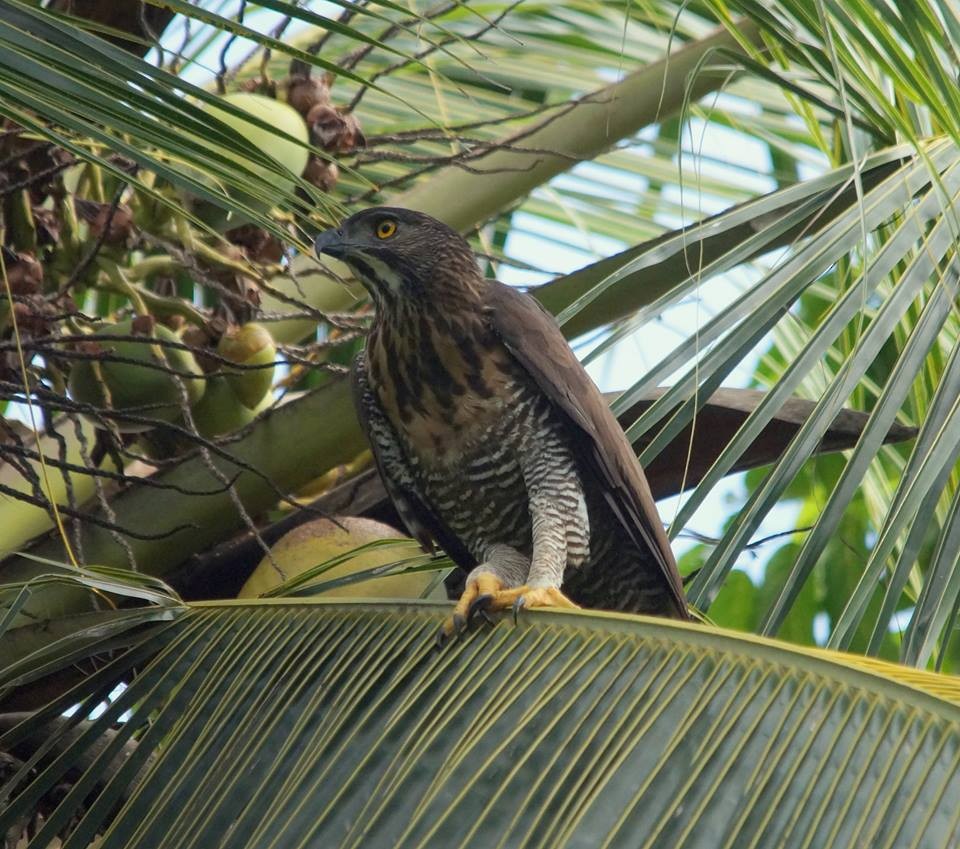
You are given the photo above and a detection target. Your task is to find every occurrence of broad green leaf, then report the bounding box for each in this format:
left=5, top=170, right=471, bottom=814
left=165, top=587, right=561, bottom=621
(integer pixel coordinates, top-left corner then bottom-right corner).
left=2, top=601, right=959, bottom=848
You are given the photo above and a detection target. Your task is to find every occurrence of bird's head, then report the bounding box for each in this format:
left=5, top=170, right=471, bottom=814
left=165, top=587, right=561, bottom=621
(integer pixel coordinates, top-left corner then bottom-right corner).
left=314, top=207, right=482, bottom=307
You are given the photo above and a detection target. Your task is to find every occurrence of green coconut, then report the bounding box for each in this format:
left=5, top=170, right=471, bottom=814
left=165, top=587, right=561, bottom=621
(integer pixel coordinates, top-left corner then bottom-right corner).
left=190, top=374, right=271, bottom=438
left=186, top=93, right=309, bottom=230
left=217, top=322, right=276, bottom=409
left=68, top=319, right=206, bottom=433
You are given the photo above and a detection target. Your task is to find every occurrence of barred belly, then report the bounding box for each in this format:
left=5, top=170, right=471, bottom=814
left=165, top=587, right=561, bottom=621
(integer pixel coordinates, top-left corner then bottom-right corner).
left=403, top=383, right=591, bottom=570
left=419, top=436, right=532, bottom=559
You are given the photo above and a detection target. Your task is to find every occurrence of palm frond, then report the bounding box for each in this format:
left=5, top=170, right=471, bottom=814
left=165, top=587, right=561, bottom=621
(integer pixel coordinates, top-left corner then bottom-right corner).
left=2, top=600, right=959, bottom=848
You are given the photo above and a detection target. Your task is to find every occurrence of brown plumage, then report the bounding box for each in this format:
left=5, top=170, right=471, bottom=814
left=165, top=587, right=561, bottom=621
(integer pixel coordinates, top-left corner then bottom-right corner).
left=315, top=207, right=688, bottom=638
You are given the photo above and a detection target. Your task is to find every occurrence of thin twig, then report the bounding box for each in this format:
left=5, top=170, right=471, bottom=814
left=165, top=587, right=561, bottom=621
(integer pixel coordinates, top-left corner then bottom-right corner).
left=338, top=1, right=458, bottom=72
left=290, top=0, right=368, bottom=78
left=71, top=412, right=135, bottom=566
left=216, top=0, right=247, bottom=94
left=0, top=478, right=195, bottom=540
left=0, top=416, right=56, bottom=533
left=345, top=94, right=596, bottom=203
left=0, top=161, right=73, bottom=197
left=0, top=441, right=244, bottom=497
left=347, top=0, right=524, bottom=112
left=0, top=382, right=336, bottom=516
left=45, top=413, right=84, bottom=562
left=139, top=3, right=165, bottom=68
left=226, top=9, right=298, bottom=86
left=0, top=141, right=52, bottom=172
left=66, top=416, right=89, bottom=561
left=171, top=369, right=282, bottom=575
left=167, top=15, right=191, bottom=75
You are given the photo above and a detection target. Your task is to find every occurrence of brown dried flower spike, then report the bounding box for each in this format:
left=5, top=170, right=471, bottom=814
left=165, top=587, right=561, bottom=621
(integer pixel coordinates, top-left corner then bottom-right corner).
left=226, top=223, right=285, bottom=264
left=303, top=157, right=340, bottom=192
left=305, top=103, right=366, bottom=154
left=3, top=251, right=43, bottom=295
left=286, top=71, right=334, bottom=116
left=74, top=200, right=136, bottom=247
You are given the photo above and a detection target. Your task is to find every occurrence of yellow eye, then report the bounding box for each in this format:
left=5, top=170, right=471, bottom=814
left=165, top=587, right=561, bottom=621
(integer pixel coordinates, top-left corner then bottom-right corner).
left=376, top=219, right=397, bottom=239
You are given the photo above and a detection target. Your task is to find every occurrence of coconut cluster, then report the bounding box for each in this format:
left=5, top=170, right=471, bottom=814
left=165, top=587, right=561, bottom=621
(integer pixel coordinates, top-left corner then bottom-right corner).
left=2, top=75, right=362, bottom=455
left=68, top=315, right=277, bottom=449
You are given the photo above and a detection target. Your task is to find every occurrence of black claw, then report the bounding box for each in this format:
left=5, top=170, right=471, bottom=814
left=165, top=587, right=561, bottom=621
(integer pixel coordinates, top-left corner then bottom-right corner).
left=435, top=614, right=466, bottom=650
left=512, top=596, right=526, bottom=625
left=468, top=593, right=493, bottom=623
left=435, top=598, right=499, bottom=648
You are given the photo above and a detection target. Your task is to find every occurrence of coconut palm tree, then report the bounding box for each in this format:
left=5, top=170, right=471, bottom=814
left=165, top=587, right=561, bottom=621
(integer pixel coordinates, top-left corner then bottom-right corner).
left=1, top=1, right=960, bottom=846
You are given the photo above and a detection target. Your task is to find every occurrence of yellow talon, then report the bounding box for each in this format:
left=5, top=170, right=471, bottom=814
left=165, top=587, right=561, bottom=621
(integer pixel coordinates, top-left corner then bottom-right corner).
left=436, top=572, right=505, bottom=646
left=498, top=585, right=580, bottom=611
left=436, top=574, right=579, bottom=647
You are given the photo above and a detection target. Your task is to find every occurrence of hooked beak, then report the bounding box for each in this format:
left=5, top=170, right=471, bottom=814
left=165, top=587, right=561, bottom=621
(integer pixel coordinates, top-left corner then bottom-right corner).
left=314, top=227, right=347, bottom=259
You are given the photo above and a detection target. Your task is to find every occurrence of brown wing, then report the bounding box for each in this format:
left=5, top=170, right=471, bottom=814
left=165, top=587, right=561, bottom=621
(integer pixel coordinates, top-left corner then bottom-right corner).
left=351, top=354, right=477, bottom=572
left=484, top=281, right=688, bottom=617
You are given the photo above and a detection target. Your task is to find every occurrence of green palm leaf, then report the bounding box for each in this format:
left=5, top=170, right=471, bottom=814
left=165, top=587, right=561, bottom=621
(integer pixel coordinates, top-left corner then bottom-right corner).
left=2, top=600, right=959, bottom=848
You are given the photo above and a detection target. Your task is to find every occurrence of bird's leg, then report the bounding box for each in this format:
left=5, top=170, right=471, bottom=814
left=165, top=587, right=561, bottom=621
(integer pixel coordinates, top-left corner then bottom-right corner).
left=481, top=434, right=587, bottom=615
left=485, top=505, right=582, bottom=616
left=435, top=432, right=587, bottom=646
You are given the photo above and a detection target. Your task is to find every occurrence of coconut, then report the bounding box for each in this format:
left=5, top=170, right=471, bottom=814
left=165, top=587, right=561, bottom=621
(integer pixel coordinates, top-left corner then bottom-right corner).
left=68, top=318, right=206, bottom=432
left=189, top=374, right=270, bottom=438
left=238, top=516, right=442, bottom=600
left=182, top=92, right=309, bottom=231
left=217, top=322, right=276, bottom=409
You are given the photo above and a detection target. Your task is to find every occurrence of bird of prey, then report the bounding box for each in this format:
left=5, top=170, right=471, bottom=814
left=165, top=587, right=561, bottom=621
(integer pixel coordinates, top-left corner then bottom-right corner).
left=315, top=207, right=688, bottom=641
